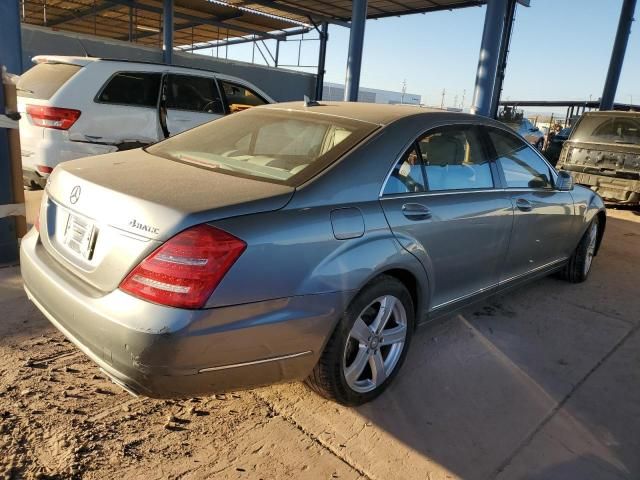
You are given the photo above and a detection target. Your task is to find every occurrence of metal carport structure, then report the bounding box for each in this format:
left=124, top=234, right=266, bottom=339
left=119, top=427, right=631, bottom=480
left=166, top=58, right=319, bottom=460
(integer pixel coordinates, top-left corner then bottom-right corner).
left=0, top=0, right=638, bottom=263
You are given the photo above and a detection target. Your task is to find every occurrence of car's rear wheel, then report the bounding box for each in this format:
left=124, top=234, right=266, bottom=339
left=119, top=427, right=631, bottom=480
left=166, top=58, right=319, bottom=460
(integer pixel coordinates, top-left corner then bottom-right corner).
left=306, top=275, right=414, bottom=406
left=558, top=218, right=599, bottom=283
left=536, top=138, right=544, bottom=150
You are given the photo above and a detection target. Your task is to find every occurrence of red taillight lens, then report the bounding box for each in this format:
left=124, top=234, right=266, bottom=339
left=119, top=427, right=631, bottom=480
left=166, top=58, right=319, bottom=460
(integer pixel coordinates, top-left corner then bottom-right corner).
left=26, top=105, right=81, bottom=130
left=36, top=165, right=53, bottom=174
left=119, top=225, right=246, bottom=309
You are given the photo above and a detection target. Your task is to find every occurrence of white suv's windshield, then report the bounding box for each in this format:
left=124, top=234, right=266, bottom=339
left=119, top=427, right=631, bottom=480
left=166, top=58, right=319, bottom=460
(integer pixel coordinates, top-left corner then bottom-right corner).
left=147, top=108, right=377, bottom=185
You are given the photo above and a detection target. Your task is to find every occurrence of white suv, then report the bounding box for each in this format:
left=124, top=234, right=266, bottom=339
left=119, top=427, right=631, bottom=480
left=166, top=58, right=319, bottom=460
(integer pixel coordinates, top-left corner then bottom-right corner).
left=17, top=56, right=274, bottom=188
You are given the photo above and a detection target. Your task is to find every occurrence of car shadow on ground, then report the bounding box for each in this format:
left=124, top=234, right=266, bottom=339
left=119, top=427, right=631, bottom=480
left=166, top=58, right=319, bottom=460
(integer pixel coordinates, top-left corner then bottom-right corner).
left=352, top=215, right=640, bottom=479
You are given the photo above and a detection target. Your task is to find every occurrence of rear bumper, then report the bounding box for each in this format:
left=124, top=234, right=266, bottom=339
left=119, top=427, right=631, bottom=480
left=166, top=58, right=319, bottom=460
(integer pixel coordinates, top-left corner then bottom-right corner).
left=568, top=171, right=640, bottom=204
left=20, top=229, right=347, bottom=398
left=22, top=136, right=116, bottom=172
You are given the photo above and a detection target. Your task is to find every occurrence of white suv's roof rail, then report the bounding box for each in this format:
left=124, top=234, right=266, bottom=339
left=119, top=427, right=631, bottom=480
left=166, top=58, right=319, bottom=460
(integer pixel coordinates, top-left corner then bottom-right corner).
left=32, top=55, right=98, bottom=66
left=31, top=55, right=219, bottom=75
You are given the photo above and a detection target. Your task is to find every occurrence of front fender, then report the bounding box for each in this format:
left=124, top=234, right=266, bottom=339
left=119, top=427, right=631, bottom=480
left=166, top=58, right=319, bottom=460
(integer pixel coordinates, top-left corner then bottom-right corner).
left=571, top=185, right=606, bottom=250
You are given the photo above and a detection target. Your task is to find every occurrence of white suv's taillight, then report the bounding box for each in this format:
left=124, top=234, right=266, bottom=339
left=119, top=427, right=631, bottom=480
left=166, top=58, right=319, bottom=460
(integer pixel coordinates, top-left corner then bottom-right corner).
left=26, top=105, right=81, bottom=130
left=119, top=225, right=246, bottom=309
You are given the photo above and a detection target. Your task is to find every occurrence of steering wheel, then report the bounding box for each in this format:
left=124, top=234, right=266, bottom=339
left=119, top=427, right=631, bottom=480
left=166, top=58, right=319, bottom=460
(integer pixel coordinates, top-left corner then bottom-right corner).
left=202, top=99, right=222, bottom=113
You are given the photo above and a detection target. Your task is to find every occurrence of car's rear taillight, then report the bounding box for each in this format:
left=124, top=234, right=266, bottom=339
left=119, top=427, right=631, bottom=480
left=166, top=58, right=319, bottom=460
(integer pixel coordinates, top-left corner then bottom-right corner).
left=36, top=165, right=53, bottom=174
left=119, top=224, right=246, bottom=309
left=26, top=105, right=81, bottom=130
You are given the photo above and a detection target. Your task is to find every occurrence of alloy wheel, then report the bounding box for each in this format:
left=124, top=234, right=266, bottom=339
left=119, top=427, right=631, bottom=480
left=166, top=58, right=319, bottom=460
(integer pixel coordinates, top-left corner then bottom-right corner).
left=584, top=222, right=598, bottom=276
left=342, top=295, right=408, bottom=393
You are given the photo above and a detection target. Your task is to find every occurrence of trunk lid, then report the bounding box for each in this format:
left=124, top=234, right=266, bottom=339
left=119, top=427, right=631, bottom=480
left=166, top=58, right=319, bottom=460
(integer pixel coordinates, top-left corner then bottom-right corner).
left=40, top=149, right=294, bottom=292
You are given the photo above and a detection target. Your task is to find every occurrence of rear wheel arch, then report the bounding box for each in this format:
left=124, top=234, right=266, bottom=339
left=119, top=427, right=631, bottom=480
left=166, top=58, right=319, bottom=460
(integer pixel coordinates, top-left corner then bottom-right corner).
left=377, top=268, right=422, bottom=325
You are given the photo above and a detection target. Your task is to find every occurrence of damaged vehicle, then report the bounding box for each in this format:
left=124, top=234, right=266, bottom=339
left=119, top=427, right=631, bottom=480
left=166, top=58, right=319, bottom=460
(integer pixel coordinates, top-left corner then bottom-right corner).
left=17, top=56, right=273, bottom=189
left=21, top=102, right=606, bottom=406
left=557, top=111, right=640, bottom=205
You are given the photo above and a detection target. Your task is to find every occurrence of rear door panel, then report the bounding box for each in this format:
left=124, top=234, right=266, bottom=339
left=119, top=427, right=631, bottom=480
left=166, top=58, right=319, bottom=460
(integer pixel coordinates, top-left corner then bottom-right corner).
left=381, top=191, right=513, bottom=309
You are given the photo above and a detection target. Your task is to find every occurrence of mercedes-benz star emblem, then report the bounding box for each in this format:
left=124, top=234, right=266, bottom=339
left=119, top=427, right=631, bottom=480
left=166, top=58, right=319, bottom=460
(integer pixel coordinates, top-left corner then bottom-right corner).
left=70, top=185, right=81, bottom=204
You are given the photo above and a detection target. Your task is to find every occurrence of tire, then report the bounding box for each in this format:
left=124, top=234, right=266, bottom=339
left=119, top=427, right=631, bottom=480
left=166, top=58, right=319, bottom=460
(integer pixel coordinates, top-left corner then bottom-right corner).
left=558, top=218, right=599, bottom=283
left=536, top=138, right=544, bottom=151
left=306, top=275, right=415, bottom=406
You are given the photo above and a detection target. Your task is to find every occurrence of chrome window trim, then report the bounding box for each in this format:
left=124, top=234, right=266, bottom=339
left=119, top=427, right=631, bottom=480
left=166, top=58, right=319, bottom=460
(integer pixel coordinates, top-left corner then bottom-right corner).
left=381, top=188, right=499, bottom=201
left=378, top=121, right=499, bottom=198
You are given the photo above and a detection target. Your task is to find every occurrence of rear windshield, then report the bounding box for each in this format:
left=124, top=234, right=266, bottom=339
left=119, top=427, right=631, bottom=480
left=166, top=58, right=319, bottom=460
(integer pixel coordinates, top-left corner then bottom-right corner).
left=147, top=108, right=377, bottom=186
left=17, top=63, right=81, bottom=100
left=571, top=114, right=640, bottom=145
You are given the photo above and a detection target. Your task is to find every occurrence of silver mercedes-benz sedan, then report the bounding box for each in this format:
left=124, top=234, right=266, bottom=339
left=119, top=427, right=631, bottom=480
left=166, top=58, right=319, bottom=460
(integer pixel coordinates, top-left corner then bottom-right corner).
left=21, top=102, right=606, bottom=405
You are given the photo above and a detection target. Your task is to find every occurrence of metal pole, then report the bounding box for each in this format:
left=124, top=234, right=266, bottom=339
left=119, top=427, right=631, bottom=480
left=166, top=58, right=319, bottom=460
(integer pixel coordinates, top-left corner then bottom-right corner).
left=601, top=0, right=637, bottom=110
left=315, top=22, right=328, bottom=101
left=471, top=0, right=509, bottom=116
left=162, top=0, right=174, bottom=64
left=128, top=6, right=134, bottom=42
left=0, top=0, right=22, bottom=263
left=490, top=0, right=517, bottom=118
left=344, top=0, right=367, bottom=102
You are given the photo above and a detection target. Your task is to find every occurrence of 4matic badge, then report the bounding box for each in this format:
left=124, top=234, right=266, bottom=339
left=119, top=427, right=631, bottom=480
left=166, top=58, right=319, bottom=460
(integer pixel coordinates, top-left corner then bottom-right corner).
left=128, top=218, right=160, bottom=235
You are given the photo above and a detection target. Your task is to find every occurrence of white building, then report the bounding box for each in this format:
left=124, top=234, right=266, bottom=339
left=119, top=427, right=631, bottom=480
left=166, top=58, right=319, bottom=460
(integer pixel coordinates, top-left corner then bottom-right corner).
left=323, top=82, right=421, bottom=105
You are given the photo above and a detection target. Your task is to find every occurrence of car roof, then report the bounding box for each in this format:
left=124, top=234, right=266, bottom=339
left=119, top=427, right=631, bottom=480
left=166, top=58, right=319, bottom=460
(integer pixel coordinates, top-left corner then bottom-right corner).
left=261, top=101, right=480, bottom=126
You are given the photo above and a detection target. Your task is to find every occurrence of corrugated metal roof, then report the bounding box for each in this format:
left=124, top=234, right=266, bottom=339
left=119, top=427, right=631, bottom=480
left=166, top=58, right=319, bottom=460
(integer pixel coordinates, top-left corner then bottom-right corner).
left=20, top=0, right=487, bottom=48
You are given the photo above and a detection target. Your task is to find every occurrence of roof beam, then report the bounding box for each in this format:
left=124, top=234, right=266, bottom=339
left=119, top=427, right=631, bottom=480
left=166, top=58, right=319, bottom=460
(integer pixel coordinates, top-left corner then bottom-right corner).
left=179, top=25, right=310, bottom=51
left=238, top=1, right=350, bottom=28
left=47, top=2, right=120, bottom=26
left=102, top=0, right=281, bottom=39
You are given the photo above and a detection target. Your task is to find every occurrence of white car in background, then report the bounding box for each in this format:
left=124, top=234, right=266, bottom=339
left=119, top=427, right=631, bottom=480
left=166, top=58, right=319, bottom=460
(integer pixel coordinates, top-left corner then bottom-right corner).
left=17, top=56, right=274, bottom=188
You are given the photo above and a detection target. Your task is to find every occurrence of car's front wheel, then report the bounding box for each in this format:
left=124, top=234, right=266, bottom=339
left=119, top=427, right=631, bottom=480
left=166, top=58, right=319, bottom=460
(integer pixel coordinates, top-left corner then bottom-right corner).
left=306, top=275, right=414, bottom=405
left=558, top=217, right=600, bottom=283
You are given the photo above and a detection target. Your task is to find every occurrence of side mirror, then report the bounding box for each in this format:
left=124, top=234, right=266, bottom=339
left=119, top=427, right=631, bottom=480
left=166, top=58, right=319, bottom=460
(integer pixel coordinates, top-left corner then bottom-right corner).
left=556, top=170, right=574, bottom=191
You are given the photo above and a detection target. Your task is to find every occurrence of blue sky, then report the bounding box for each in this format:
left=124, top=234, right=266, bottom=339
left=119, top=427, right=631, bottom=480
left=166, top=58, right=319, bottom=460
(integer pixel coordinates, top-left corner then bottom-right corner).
left=214, top=0, right=638, bottom=111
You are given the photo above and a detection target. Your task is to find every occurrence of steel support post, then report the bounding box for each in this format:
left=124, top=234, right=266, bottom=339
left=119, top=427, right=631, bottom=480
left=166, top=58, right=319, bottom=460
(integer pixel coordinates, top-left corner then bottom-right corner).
left=471, top=0, right=509, bottom=116
left=0, top=0, right=23, bottom=263
left=600, top=0, right=637, bottom=110
left=163, top=0, right=174, bottom=64
left=489, top=0, right=517, bottom=118
left=315, top=22, right=329, bottom=101
left=344, top=0, right=367, bottom=102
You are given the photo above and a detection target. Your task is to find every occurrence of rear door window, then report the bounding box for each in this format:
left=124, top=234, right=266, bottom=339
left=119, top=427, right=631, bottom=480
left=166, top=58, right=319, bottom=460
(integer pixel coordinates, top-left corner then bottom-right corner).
left=166, top=74, right=224, bottom=114
left=17, top=63, right=81, bottom=100
left=382, top=145, right=426, bottom=195
left=418, top=126, right=494, bottom=191
left=219, top=80, right=268, bottom=113
left=97, top=72, right=161, bottom=108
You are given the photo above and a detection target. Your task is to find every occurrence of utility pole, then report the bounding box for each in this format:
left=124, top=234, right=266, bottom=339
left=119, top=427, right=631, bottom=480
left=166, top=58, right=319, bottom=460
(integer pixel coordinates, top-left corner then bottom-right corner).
left=461, top=89, right=466, bottom=110
left=453, top=94, right=459, bottom=109
left=401, top=79, right=407, bottom=104
left=440, top=89, right=446, bottom=109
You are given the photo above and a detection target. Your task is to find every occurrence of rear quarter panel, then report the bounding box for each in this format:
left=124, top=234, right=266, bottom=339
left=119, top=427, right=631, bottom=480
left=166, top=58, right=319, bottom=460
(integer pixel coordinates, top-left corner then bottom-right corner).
left=208, top=200, right=429, bottom=316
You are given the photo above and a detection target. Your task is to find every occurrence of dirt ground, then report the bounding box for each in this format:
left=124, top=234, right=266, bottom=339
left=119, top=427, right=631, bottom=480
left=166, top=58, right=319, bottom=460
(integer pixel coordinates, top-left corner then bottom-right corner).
left=1, top=194, right=639, bottom=480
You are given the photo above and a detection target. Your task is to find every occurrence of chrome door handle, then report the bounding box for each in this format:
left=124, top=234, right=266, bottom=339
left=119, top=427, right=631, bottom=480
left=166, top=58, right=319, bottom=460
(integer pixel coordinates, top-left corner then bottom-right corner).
left=402, top=203, right=432, bottom=220
left=516, top=198, right=533, bottom=212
